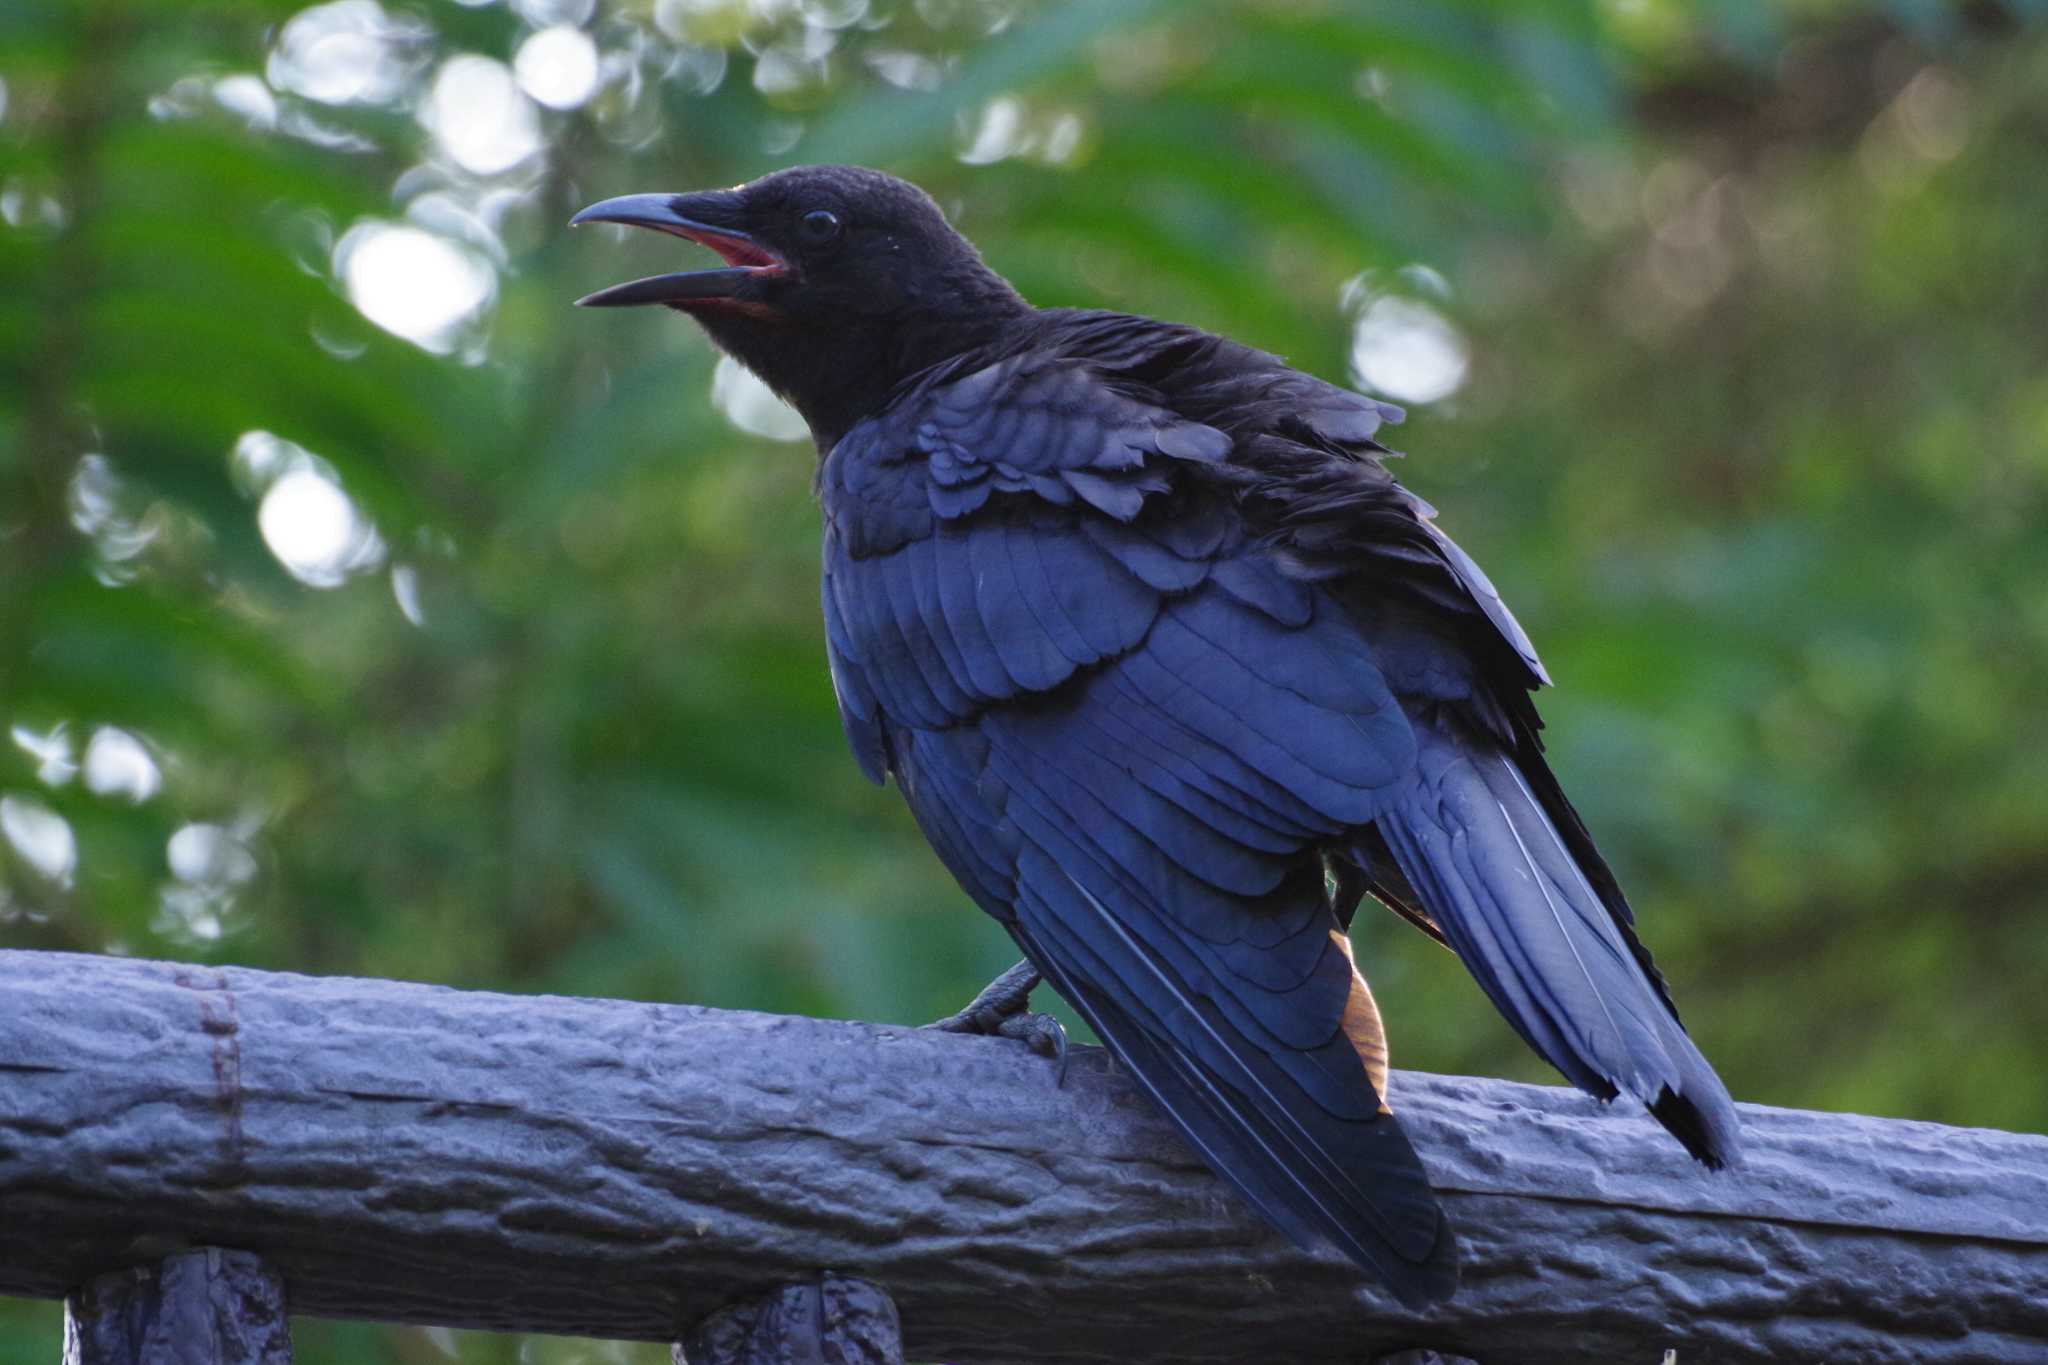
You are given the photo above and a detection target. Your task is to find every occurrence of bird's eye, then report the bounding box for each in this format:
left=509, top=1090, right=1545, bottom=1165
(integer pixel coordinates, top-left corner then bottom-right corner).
left=799, top=209, right=842, bottom=243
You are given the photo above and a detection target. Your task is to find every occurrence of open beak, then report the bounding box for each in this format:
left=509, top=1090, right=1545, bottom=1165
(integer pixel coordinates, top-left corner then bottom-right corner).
left=569, top=191, right=789, bottom=308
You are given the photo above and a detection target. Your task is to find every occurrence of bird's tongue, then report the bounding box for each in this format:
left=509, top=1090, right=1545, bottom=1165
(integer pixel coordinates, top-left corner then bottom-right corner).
left=686, top=230, right=780, bottom=269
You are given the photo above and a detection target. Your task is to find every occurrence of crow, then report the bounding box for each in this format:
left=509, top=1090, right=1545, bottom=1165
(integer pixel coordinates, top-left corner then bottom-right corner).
left=572, top=164, right=1740, bottom=1306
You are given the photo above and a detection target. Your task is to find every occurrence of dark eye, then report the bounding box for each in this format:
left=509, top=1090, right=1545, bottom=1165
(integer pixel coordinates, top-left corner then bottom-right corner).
left=799, top=208, right=841, bottom=243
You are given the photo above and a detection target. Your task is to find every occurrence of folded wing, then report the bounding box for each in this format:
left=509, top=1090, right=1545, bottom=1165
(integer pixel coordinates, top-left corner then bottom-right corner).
left=821, top=353, right=1458, bottom=1303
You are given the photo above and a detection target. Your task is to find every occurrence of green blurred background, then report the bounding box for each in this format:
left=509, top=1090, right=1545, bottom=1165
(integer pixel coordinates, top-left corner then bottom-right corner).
left=3, top=0, right=2045, bottom=1357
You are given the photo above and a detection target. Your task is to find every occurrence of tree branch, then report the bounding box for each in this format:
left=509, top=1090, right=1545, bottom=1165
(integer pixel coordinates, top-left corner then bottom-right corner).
left=0, top=950, right=2042, bottom=1362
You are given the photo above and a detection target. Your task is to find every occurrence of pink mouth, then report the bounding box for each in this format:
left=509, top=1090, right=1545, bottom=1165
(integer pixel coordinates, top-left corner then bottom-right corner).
left=660, top=224, right=787, bottom=274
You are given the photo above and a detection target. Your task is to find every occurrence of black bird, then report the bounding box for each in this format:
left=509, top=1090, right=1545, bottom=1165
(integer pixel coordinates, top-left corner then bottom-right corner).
left=573, top=165, right=1740, bottom=1306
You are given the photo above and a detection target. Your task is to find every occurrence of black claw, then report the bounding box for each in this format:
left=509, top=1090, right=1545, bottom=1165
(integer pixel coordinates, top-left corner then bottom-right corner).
left=926, top=960, right=1067, bottom=1081
left=994, top=1009, right=1069, bottom=1084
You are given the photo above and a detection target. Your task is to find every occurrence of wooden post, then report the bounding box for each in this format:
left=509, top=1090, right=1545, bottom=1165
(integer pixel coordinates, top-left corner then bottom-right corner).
left=678, top=1274, right=902, bottom=1365
left=63, top=1248, right=290, bottom=1364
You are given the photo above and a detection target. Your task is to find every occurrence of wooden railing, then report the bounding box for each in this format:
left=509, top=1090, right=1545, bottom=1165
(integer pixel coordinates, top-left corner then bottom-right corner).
left=2, top=951, right=2043, bottom=1363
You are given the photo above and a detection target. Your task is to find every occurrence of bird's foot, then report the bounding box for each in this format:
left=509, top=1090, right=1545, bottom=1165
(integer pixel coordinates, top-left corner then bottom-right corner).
left=926, top=959, right=1069, bottom=1083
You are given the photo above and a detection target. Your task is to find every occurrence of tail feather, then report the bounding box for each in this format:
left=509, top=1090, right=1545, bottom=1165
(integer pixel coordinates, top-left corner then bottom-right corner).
left=1011, top=867, right=1458, bottom=1307
left=1377, top=721, right=1741, bottom=1167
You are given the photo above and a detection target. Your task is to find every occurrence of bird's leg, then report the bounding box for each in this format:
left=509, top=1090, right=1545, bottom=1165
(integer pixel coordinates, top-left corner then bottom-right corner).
left=926, top=959, right=1069, bottom=1081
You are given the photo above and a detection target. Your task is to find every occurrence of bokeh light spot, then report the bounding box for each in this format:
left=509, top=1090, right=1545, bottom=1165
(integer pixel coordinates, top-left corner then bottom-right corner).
left=10, top=724, right=75, bottom=787
left=214, top=74, right=279, bottom=130
left=83, top=728, right=162, bottom=803
left=423, top=55, right=543, bottom=175
left=1348, top=295, right=1469, bottom=405
left=266, top=0, right=424, bottom=106
left=1, top=795, right=77, bottom=887
left=515, top=26, right=600, bottom=110
left=335, top=221, right=495, bottom=352
left=712, top=356, right=809, bottom=442
left=259, top=467, right=385, bottom=589
left=168, top=823, right=259, bottom=886
left=512, top=0, right=596, bottom=23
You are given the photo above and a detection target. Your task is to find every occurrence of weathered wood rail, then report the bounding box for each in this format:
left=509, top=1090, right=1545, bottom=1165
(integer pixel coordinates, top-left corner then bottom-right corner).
left=0, top=950, right=2043, bottom=1362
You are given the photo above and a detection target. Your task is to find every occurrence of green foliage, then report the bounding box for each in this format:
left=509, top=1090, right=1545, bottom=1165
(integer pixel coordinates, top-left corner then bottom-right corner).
left=2, top=0, right=2044, bottom=1357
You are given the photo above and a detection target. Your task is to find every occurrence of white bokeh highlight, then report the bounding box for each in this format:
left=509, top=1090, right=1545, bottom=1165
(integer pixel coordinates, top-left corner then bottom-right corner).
left=266, top=0, right=424, bottom=106
left=1, top=796, right=77, bottom=887
left=512, top=0, right=596, bottom=24
left=168, top=823, right=259, bottom=887
left=160, top=821, right=263, bottom=944
left=959, top=96, right=1025, bottom=165
left=83, top=728, right=162, bottom=803
left=235, top=431, right=386, bottom=589
left=422, top=55, right=543, bottom=175
left=1343, top=272, right=1470, bottom=406
left=391, top=563, right=426, bottom=627
left=515, top=26, right=600, bottom=110
left=712, top=356, right=809, bottom=442
left=213, top=74, right=279, bottom=131
left=335, top=220, right=495, bottom=353
left=11, top=724, right=76, bottom=787
left=259, top=469, right=382, bottom=588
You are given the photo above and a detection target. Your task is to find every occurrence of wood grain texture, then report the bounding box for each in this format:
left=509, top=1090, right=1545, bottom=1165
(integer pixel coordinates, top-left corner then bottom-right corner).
left=0, top=950, right=2043, bottom=1363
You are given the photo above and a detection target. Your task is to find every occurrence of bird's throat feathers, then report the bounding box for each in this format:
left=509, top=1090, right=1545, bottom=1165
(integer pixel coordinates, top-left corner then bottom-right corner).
left=686, top=267, right=1030, bottom=452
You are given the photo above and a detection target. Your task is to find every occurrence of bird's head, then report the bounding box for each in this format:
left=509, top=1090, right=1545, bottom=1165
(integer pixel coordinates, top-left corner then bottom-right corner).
left=572, top=164, right=1029, bottom=447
